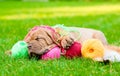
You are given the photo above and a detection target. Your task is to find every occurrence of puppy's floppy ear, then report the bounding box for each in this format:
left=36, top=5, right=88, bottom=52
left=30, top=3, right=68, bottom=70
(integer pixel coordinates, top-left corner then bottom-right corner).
left=36, top=28, right=54, bottom=45
left=44, top=28, right=74, bottom=49
left=43, top=29, right=60, bottom=45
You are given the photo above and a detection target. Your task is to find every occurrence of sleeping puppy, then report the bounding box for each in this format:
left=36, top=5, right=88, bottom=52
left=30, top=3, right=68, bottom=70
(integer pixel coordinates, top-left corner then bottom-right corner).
left=24, top=25, right=120, bottom=61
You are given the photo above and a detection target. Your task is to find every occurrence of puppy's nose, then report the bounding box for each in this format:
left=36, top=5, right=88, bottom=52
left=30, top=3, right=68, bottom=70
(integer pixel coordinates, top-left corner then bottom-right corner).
left=28, top=44, right=32, bottom=49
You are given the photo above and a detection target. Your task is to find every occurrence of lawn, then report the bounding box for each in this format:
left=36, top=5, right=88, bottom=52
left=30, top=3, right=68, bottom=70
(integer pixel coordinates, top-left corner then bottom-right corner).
left=0, top=1, right=120, bottom=76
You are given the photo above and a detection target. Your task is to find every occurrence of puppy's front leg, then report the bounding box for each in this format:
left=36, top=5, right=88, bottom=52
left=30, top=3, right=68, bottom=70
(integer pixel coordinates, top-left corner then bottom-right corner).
left=60, top=36, right=74, bottom=49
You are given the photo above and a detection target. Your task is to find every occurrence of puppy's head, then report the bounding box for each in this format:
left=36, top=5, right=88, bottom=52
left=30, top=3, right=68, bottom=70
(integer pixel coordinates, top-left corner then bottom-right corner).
left=25, top=27, right=59, bottom=57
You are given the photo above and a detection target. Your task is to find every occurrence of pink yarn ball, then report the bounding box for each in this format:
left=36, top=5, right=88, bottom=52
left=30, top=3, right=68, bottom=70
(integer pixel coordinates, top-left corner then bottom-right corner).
left=41, top=46, right=61, bottom=60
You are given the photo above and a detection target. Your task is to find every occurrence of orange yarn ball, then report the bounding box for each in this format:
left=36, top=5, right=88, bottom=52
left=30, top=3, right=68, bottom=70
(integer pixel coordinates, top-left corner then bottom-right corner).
left=81, top=39, right=104, bottom=61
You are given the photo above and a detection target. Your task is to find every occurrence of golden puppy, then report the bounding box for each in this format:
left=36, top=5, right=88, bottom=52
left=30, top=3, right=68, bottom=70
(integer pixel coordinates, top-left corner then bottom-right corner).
left=24, top=25, right=120, bottom=61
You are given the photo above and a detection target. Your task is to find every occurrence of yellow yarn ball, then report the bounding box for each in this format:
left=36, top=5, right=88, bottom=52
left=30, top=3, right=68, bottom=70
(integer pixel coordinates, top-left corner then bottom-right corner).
left=81, top=39, right=104, bottom=61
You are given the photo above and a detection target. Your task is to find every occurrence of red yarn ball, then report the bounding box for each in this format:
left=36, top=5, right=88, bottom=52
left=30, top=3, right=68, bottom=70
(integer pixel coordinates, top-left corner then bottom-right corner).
left=64, top=42, right=82, bottom=59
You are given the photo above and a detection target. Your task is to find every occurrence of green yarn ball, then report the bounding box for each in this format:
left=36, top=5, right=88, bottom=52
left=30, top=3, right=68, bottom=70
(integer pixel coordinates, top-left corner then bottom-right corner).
left=11, top=41, right=29, bottom=58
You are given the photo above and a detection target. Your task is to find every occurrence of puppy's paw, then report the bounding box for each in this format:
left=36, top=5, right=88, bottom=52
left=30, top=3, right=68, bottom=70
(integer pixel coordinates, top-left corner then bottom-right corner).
left=60, top=36, right=74, bottom=49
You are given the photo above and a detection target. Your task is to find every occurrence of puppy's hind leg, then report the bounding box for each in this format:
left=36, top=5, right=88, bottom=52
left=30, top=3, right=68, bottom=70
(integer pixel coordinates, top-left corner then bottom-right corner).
left=94, top=31, right=120, bottom=52
left=92, top=31, right=120, bottom=62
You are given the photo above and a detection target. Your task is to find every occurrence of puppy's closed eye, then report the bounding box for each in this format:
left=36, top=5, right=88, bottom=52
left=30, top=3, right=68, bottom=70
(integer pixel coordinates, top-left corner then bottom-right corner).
left=35, top=37, right=39, bottom=41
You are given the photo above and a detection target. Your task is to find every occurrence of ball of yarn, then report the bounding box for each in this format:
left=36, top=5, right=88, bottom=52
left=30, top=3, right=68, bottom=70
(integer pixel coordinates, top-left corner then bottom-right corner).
left=64, top=42, right=82, bottom=59
left=11, top=41, right=29, bottom=58
left=41, top=46, right=61, bottom=60
left=81, top=39, right=104, bottom=61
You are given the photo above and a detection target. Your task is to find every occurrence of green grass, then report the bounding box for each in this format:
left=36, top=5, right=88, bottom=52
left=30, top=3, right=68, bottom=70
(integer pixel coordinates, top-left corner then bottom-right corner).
left=0, top=2, right=120, bottom=76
